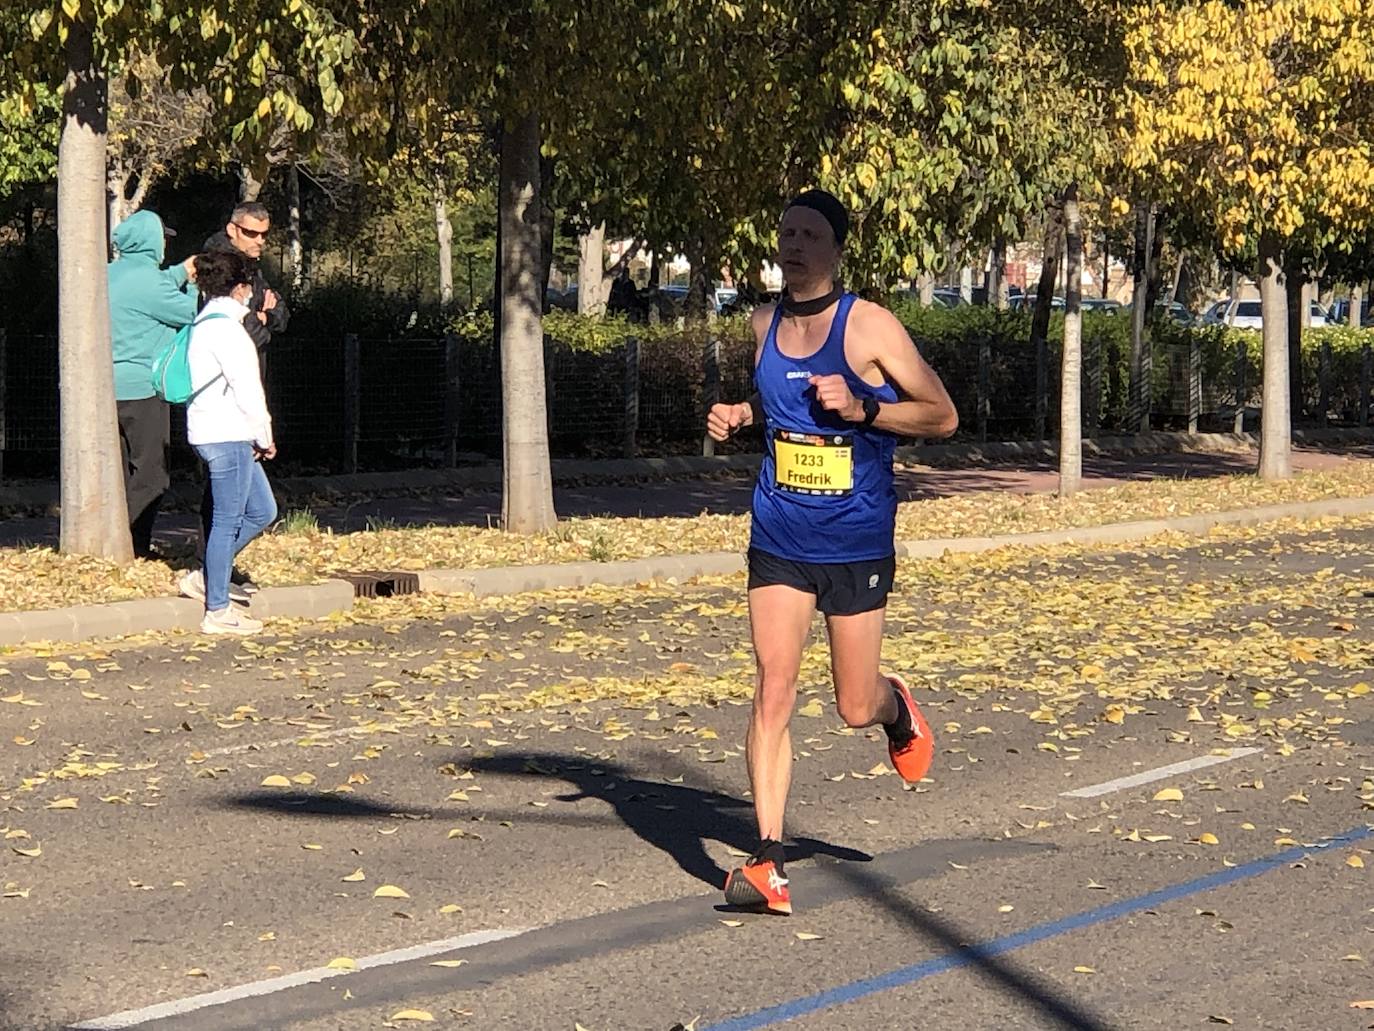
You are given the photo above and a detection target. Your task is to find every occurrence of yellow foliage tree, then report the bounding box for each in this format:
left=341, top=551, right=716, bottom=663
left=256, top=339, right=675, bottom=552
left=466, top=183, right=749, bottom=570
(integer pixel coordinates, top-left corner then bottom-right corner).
left=1121, top=0, right=1374, bottom=478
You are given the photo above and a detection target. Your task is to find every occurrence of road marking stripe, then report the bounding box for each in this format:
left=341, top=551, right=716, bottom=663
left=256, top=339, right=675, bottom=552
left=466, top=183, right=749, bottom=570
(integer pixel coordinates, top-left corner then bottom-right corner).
left=201, top=721, right=409, bottom=758
left=704, top=824, right=1374, bottom=1031
left=68, top=928, right=528, bottom=1030
left=1059, top=747, right=1263, bottom=798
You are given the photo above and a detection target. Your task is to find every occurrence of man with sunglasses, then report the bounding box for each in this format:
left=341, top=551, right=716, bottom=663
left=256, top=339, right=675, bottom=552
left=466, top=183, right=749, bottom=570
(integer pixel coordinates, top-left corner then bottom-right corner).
left=194, top=201, right=289, bottom=601
left=202, top=202, right=289, bottom=349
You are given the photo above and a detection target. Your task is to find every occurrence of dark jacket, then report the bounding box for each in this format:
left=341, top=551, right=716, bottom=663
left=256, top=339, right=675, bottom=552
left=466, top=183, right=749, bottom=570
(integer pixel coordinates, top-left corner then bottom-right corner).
left=202, top=231, right=289, bottom=349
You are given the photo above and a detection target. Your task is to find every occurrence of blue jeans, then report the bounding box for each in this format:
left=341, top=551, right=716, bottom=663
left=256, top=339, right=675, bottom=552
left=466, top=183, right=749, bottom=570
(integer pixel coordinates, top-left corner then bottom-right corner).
left=194, top=442, right=277, bottom=611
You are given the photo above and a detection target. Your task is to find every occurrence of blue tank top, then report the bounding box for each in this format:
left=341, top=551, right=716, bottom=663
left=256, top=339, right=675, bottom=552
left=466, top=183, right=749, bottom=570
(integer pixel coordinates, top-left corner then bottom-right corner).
left=750, top=293, right=899, bottom=563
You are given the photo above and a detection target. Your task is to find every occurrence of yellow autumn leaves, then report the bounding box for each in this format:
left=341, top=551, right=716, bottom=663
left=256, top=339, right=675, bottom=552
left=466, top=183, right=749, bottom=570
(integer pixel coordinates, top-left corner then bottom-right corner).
left=1121, top=0, right=1374, bottom=249
left=10, top=464, right=1374, bottom=616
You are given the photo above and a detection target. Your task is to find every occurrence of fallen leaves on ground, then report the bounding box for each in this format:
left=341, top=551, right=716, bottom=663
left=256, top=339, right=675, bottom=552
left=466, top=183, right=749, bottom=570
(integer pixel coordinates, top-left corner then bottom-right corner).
left=7, top=462, right=1374, bottom=613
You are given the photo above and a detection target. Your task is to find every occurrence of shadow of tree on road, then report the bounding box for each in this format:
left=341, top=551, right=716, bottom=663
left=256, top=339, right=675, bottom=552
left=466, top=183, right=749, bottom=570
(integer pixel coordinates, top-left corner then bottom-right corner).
left=223, top=752, right=1115, bottom=1030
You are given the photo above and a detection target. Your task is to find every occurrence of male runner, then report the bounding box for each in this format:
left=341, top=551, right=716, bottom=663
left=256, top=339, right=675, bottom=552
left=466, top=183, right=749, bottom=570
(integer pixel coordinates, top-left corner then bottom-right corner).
left=706, top=189, right=958, bottom=915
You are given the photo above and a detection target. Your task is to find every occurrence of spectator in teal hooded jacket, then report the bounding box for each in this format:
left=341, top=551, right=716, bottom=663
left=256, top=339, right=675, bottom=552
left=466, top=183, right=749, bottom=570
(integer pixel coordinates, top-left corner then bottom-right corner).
left=108, top=209, right=199, bottom=558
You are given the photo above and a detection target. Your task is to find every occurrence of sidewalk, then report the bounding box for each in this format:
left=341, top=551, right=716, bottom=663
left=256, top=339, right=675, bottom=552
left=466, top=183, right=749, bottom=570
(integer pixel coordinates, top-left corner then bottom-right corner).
left=2, top=440, right=1370, bottom=550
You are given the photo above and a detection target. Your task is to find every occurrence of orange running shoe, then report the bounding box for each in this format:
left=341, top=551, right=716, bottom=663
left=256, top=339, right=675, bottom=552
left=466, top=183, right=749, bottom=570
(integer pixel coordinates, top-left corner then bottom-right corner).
left=723, top=840, right=792, bottom=915
left=886, top=673, right=934, bottom=784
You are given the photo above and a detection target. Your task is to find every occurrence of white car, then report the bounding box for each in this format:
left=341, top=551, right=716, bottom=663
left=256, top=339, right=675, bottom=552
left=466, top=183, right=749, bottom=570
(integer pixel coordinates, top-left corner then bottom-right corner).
left=1202, top=299, right=1328, bottom=329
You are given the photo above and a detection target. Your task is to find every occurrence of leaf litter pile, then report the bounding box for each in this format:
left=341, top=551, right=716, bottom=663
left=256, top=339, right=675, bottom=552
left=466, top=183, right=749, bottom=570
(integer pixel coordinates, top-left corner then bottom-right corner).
left=1, top=514, right=1373, bottom=1026
left=5, top=463, right=1374, bottom=613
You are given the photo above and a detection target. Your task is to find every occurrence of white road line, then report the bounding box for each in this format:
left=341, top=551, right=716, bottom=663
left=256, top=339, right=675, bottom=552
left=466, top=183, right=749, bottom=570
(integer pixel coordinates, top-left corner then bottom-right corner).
left=201, top=721, right=408, bottom=758
left=68, top=927, right=528, bottom=1030
left=1060, top=747, right=1263, bottom=799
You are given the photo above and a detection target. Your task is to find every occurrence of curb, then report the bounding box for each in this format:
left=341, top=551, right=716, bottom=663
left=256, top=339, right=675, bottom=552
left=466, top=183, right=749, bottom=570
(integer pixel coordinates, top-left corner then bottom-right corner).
left=417, top=494, right=1374, bottom=595
left=894, top=494, right=1374, bottom=559
left=418, top=552, right=747, bottom=597
left=3, top=427, right=1371, bottom=513
left=3, top=494, right=1373, bottom=650
left=0, top=580, right=355, bottom=648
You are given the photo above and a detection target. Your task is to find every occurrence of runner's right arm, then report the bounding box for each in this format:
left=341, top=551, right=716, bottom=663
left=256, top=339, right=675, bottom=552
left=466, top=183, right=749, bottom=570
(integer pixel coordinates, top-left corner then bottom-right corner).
left=705, top=305, right=772, bottom=441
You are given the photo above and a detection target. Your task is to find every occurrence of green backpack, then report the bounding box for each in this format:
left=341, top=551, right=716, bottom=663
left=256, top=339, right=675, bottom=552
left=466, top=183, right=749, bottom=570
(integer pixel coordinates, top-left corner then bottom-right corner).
left=150, top=312, right=230, bottom=404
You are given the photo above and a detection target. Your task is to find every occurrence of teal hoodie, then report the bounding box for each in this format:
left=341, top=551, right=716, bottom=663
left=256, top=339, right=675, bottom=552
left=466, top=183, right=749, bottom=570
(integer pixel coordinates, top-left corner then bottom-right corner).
left=109, top=210, right=199, bottom=401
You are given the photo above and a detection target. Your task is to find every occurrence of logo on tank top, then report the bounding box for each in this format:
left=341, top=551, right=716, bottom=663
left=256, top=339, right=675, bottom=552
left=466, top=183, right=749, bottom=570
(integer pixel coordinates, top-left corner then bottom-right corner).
left=786, top=370, right=810, bottom=379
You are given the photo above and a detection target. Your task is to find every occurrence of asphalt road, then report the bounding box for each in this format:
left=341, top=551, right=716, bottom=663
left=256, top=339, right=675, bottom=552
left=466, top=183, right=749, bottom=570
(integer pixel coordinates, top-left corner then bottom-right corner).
left=1, top=515, right=1372, bottom=1031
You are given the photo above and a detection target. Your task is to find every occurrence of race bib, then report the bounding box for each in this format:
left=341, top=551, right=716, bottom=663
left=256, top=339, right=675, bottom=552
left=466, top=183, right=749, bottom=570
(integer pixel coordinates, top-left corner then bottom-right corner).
left=773, top=429, right=853, bottom=496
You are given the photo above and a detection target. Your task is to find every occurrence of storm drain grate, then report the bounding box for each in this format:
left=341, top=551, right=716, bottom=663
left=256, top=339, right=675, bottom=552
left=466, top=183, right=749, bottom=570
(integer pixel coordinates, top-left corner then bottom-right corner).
left=337, top=571, right=421, bottom=598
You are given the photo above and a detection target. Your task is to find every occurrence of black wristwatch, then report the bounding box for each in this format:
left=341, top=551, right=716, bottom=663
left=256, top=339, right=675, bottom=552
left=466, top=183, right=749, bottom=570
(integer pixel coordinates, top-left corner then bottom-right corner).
left=860, top=396, right=880, bottom=427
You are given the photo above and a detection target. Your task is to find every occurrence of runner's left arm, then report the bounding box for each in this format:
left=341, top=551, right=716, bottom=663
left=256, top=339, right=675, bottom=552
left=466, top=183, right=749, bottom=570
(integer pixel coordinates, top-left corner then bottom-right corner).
left=812, top=303, right=958, bottom=438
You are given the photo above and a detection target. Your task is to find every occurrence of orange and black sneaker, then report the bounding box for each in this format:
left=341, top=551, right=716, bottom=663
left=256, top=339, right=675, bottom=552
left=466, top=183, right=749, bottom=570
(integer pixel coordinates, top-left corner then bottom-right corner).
left=885, top=673, right=934, bottom=784
left=723, top=839, right=792, bottom=915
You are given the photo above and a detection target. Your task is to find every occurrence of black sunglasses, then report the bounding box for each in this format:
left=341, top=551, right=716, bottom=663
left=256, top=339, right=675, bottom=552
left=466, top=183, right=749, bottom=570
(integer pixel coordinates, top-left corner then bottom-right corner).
left=231, top=222, right=269, bottom=240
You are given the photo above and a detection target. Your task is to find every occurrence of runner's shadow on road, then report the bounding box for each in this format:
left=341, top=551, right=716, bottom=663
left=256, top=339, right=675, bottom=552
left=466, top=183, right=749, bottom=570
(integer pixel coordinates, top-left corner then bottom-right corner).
left=220, top=756, right=868, bottom=893
left=468, top=752, right=871, bottom=890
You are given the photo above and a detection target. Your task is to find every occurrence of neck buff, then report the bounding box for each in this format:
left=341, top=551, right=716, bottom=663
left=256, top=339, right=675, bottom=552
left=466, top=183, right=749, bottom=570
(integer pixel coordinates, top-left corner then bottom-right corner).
left=781, top=282, right=843, bottom=317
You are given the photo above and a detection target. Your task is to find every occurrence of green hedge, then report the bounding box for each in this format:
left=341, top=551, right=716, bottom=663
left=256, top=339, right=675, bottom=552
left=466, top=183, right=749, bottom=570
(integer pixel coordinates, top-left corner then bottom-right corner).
left=509, top=303, right=1374, bottom=437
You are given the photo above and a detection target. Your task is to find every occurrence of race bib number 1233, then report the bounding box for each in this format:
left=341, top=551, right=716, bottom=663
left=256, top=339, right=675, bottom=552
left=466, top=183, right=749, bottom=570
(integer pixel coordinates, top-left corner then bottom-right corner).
left=773, top=429, right=853, bottom=495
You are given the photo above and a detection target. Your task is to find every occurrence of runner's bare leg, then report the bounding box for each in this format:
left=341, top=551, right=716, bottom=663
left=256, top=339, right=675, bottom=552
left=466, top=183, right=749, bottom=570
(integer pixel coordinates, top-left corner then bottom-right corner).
left=826, top=607, right=899, bottom=728
left=747, top=584, right=816, bottom=841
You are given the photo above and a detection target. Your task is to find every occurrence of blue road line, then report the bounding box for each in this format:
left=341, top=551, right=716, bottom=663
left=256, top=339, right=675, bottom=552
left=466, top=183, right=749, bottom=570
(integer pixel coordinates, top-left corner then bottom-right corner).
left=704, top=824, right=1374, bottom=1031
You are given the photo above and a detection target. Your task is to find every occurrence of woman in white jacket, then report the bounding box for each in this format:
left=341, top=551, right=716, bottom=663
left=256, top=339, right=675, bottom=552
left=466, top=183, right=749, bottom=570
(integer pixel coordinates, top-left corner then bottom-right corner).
left=178, top=249, right=278, bottom=634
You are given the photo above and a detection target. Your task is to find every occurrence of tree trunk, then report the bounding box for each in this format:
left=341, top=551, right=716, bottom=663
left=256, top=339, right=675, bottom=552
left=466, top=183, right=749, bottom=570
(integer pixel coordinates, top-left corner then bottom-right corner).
left=125, top=167, right=152, bottom=218
left=959, top=263, right=974, bottom=305
left=498, top=111, right=557, bottom=533
left=1167, top=251, right=1185, bottom=304
left=1258, top=234, right=1291, bottom=480
left=1285, top=263, right=1304, bottom=423
left=1030, top=206, right=1064, bottom=361
left=106, top=163, right=126, bottom=240
left=287, top=163, right=305, bottom=294
left=686, top=234, right=711, bottom=321
left=1060, top=186, right=1083, bottom=497
left=577, top=223, right=608, bottom=316
left=538, top=154, right=555, bottom=313
left=1129, top=203, right=1156, bottom=431
left=987, top=240, right=1007, bottom=310
left=917, top=272, right=935, bottom=307
left=59, top=18, right=132, bottom=561
left=238, top=163, right=263, bottom=203
left=1143, top=214, right=1164, bottom=313
left=1350, top=285, right=1363, bottom=328
left=433, top=174, right=453, bottom=311
left=1031, top=204, right=1064, bottom=441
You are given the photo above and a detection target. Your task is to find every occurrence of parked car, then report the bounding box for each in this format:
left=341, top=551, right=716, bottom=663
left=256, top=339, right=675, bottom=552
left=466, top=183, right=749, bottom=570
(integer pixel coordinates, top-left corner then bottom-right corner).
left=1329, top=299, right=1374, bottom=327
left=1200, top=299, right=1230, bottom=325
left=1155, top=300, right=1195, bottom=324
left=1198, top=298, right=1327, bottom=328
left=1082, top=298, right=1124, bottom=315
left=1009, top=293, right=1065, bottom=311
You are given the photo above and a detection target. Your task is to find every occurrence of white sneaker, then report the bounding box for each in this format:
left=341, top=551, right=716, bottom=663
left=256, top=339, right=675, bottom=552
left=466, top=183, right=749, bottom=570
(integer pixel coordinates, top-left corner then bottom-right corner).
left=201, top=607, right=264, bottom=636
left=182, top=569, right=252, bottom=606
left=179, top=570, right=206, bottom=602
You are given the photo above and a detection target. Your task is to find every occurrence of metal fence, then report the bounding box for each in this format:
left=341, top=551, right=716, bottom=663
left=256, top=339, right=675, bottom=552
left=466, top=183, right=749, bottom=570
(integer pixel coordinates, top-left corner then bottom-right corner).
left=2, top=325, right=1370, bottom=478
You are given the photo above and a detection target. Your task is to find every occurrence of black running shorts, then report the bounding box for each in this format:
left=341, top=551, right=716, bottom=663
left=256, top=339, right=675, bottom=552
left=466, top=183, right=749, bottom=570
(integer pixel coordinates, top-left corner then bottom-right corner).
left=746, top=547, right=896, bottom=616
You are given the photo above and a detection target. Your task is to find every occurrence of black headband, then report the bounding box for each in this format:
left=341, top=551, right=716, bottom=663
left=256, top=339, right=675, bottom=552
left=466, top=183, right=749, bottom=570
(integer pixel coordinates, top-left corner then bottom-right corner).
left=786, top=189, right=849, bottom=247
